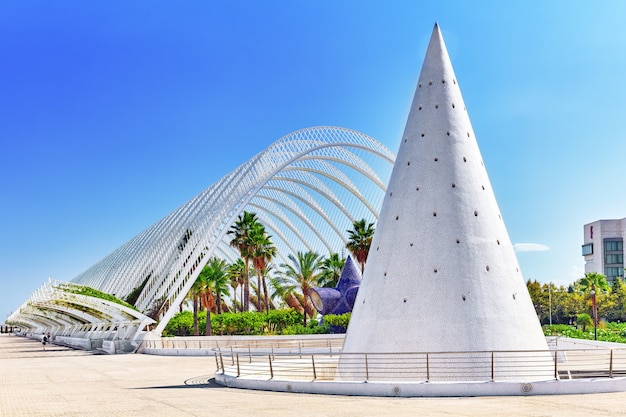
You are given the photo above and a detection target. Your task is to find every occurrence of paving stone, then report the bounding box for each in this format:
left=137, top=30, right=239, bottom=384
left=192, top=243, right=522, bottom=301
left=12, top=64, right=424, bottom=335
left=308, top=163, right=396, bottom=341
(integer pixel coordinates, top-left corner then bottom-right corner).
left=1, top=334, right=624, bottom=417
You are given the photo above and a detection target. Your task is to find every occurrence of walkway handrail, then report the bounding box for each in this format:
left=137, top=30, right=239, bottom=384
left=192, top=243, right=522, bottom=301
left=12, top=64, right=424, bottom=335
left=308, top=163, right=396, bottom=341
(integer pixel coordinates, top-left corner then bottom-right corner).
left=136, top=335, right=345, bottom=353
left=214, top=346, right=626, bottom=383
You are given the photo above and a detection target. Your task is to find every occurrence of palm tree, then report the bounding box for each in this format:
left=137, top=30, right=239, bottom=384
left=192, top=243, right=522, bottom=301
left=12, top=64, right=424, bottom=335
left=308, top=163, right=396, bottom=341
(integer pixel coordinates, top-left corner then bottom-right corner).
left=250, top=224, right=277, bottom=313
left=277, top=251, right=324, bottom=325
left=228, top=211, right=260, bottom=311
left=576, top=313, right=593, bottom=332
left=346, top=218, right=375, bottom=274
left=258, top=262, right=278, bottom=311
left=188, top=276, right=204, bottom=336
left=197, top=257, right=230, bottom=336
left=579, top=272, right=610, bottom=340
left=227, top=259, right=246, bottom=312
left=318, top=253, right=346, bottom=288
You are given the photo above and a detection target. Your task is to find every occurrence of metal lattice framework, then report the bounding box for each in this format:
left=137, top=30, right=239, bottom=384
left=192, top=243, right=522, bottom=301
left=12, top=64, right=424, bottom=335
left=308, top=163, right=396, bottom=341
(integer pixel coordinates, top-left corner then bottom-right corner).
left=9, top=126, right=395, bottom=338
left=8, top=279, right=156, bottom=352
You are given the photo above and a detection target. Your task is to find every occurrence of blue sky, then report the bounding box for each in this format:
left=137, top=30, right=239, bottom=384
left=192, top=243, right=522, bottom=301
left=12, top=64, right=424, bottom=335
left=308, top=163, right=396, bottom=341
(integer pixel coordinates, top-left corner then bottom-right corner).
left=2, top=1, right=626, bottom=320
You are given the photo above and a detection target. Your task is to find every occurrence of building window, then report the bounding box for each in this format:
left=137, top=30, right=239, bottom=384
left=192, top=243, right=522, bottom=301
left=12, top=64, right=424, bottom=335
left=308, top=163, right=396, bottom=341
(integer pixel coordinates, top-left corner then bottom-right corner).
left=581, top=243, right=593, bottom=256
left=604, top=240, right=624, bottom=252
left=605, top=267, right=624, bottom=279
left=605, top=254, right=624, bottom=265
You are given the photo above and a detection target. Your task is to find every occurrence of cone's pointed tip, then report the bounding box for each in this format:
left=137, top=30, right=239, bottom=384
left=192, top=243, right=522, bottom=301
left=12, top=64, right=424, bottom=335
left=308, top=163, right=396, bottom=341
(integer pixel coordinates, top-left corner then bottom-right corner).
left=426, top=22, right=443, bottom=45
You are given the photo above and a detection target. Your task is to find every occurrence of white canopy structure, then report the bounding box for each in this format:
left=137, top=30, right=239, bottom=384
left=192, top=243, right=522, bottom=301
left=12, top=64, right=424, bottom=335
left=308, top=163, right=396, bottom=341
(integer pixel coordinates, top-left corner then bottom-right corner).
left=8, top=126, right=395, bottom=348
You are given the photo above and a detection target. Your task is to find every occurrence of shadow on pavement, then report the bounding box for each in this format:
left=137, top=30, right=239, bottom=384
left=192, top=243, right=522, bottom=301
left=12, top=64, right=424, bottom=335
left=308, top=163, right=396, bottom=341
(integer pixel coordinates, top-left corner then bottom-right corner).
left=133, top=377, right=223, bottom=389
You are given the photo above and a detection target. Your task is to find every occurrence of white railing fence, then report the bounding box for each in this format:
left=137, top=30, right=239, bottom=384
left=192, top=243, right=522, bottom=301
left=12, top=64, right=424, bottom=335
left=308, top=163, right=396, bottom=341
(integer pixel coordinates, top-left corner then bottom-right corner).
left=214, top=346, right=626, bottom=383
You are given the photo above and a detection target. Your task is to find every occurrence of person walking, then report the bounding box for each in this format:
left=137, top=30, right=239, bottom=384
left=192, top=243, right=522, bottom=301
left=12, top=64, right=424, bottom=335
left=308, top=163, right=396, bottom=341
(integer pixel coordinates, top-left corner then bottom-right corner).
left=42, top=334, right=48, bottom=350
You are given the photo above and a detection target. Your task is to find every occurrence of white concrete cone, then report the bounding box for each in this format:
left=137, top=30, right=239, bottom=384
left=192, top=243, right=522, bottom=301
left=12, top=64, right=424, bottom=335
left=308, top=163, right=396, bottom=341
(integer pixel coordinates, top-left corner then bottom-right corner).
left=339, top=23, right=552, bottom=382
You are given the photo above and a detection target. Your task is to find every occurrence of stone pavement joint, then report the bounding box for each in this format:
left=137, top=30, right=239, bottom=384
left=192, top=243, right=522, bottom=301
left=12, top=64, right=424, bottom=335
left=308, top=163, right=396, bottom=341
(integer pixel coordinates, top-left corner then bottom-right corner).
left=1, top=334, right=624, bottom=417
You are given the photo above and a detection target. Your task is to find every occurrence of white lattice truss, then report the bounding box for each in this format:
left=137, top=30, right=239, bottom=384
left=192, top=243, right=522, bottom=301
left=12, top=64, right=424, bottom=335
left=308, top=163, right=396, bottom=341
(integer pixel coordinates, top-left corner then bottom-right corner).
left=8, top=279, right=156, bottom=351
left=9, top=127, right=395, bottom=341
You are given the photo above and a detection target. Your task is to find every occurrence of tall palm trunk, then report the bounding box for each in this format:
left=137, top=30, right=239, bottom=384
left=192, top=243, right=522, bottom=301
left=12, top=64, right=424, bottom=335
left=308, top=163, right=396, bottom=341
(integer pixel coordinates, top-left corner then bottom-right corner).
left=192, top=297, right=199, bottom=336
left=262, top=276, right=270, bottom=313
left=256, top=271, right=265, bottom=313
left=243, top=258, right=250, bottom=311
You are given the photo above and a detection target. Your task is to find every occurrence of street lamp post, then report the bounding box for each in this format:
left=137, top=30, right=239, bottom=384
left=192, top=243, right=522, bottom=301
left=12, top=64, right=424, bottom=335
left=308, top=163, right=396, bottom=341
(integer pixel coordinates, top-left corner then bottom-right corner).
left=548, top=283, right=552, bottom=326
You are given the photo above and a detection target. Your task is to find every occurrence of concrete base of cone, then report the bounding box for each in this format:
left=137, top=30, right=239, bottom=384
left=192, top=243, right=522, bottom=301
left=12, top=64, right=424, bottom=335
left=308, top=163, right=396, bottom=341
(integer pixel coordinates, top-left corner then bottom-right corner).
left=212, top=336, right=626, bottom=397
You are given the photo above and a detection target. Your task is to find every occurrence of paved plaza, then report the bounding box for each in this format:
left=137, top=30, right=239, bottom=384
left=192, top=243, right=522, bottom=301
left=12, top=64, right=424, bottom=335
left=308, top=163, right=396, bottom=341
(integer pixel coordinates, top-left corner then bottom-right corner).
left=1, top=334, right=625, bottom=417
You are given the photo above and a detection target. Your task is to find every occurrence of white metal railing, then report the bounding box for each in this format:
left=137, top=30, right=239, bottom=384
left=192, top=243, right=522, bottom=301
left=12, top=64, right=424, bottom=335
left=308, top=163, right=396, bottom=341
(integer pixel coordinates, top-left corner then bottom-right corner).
left=214, top=346, right=626, bottom=383
left=138, top=335, right=345, bottom=352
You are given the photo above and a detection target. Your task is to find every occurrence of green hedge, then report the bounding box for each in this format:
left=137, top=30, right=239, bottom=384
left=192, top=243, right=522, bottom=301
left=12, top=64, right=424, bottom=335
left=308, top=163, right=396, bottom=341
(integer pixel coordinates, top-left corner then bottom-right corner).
left=163, top=310, right=354, bottom=336
left=323, top=313, right=351, bottom=332
left=55, top=283, right=137, bottom=311
left=543, top=322, right=626, bottom=344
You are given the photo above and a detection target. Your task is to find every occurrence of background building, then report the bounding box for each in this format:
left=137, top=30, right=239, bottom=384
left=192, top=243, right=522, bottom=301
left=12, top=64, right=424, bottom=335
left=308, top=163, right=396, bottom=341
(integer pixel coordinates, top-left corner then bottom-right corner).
left=582, top=219, right=625, bottom=282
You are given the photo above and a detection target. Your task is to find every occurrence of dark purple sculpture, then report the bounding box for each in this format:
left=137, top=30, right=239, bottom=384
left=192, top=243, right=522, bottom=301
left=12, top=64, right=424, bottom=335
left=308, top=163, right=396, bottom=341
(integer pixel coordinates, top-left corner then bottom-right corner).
left=310, top=255, right=362, bottom=315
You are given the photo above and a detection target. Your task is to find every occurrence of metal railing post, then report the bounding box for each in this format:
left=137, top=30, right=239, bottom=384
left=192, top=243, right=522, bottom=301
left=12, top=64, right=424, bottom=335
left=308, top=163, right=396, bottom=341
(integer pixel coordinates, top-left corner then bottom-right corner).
left=426, top=353, right=430, bottom=382
left=269, top=355, right=274, bottom=379
left=236, top=353, right=241, bottom=377
left=312, top=355, right=317, bottom=380
left=230, top=346, right=234, bottom=365
left=248, top=346, right=252, bottom=363
left=219, top=352, right=224, bottom=373
left=554, top=350, right=558, bottom=380
left=610, top=349, right=614, bottom=378
left=491, top=351, right=495, bottom=381
left=365, top=354, right=369, bottom=381
left=214, top=352, right=220, bottom=371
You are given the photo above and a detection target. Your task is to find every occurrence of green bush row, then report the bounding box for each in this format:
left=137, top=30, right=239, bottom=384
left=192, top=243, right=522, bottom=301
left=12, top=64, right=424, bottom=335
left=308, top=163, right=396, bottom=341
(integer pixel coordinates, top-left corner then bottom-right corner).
left=543, top=322, right=626, bottom=344
left=163, top=310, right=352, bottom=336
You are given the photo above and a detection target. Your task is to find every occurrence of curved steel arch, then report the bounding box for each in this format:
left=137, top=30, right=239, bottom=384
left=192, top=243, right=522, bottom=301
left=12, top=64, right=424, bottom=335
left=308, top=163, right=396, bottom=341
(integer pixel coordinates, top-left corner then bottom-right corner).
left=9, top=126, right=395, bottom=337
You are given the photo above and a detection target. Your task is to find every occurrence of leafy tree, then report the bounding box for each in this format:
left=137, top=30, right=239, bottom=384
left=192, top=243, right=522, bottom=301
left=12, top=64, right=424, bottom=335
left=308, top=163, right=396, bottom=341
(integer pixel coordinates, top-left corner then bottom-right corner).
left=164, top=310, right=194, bottom=336
left=228, top=211, right=260, bottom=312
left=526, top=280, right=544, bottom=321
left=318, top=253, right=346, bottom=288
left=197, top=257, right=230, bottom=336
left=188, top=275, right=203, bottom=336
left=607, top=278, right=626, bottom=322
left=250, top=223, right=277, bottom=313
left=346, top=218, right=375, bottom=274
left=577, top=272, right=609, bottom=339
left=579, top=272, right=610, bottom=323
left=256, top=263, right=279, bottom=311
left=275, top=251, right=324, bottom=326
left=227, top=259, right=246, bottom=313
left=560, top=290, right=585, bottom=324
left=576, top=313, right=593, bottom=332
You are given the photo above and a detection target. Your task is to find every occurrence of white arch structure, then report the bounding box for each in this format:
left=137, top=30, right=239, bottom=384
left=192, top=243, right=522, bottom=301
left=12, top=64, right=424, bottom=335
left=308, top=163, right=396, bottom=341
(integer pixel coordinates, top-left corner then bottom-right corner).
left=9, top=126, right=395, bottom=345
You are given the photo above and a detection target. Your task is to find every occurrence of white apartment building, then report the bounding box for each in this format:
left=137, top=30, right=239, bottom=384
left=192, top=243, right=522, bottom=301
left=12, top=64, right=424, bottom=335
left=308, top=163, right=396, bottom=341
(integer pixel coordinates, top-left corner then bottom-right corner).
left=582, top=218, right=625, bottom=282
